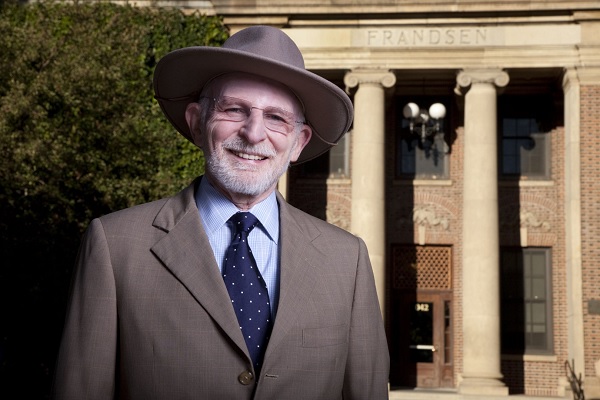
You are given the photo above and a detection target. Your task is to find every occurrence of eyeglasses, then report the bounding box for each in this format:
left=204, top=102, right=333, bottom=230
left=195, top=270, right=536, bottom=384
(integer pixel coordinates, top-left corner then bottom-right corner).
left=206, top=96, right=306, bottom=135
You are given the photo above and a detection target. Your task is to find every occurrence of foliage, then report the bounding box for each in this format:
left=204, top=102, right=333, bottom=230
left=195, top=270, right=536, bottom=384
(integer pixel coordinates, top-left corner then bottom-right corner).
left=0, top=1, right=227, bottom=396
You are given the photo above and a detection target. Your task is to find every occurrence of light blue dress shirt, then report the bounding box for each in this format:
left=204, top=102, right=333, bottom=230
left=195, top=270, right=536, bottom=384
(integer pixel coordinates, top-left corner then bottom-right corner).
left=195, top=177, right=281, bottom=316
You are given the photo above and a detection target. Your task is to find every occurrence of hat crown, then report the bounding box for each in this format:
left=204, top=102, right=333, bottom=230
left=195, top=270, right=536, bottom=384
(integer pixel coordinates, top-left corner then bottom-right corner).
left=154, top=25, right=353, bottom=164
left=223, top=26, right=305, bottom=70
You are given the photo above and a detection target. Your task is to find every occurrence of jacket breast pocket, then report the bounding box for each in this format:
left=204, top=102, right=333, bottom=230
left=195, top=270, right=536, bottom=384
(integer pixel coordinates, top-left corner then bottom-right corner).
left=302, top=324, right=348, bottom=348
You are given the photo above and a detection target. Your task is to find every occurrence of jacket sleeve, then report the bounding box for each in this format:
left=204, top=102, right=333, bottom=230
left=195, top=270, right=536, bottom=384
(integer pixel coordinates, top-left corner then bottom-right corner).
left=52, top=218, right=118, bottom=400
left=342, top=236, right=390, bottom=400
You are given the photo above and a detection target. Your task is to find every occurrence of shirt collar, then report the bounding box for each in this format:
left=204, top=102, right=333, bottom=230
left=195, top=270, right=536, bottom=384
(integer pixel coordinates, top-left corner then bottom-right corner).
left=196, top=176, right=280, bottom=244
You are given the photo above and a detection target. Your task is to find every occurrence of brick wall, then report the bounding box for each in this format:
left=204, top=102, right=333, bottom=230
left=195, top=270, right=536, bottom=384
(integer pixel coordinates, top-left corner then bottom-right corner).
left=581, top=85, right=600, bottom=377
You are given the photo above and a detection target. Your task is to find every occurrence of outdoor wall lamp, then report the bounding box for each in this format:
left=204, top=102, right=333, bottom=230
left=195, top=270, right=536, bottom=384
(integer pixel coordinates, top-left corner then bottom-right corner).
left=403, top=102, right=446, bottom=143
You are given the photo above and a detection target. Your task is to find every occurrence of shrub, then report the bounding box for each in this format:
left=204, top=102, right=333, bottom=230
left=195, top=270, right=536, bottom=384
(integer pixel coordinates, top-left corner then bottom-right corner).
left=0, top=1, right=227, bottom=396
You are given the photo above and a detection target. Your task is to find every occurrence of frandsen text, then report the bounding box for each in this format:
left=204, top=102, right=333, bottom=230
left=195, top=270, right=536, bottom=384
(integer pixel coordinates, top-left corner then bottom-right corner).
left=366, top=28, right=489, bottom=46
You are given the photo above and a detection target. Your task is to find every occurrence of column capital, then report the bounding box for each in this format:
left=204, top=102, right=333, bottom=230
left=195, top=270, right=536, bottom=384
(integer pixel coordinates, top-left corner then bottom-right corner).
left=344, top=69, right=396, bottom=93
left=456, top=68, right=510, bottom=90
left=562, top=67, right=580, bottom=92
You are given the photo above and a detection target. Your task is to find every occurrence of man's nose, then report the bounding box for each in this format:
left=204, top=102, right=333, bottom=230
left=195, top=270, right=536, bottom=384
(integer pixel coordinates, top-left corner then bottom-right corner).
left=239, top=109, right=268, bottom=143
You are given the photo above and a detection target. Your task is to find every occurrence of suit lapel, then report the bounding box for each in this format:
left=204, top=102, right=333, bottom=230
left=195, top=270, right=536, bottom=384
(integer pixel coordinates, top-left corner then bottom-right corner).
left=150, top=181, right=249, bottom=357
left=265, top=195, right=325, bottom=356
left=148, top=184, right=326, bottom=363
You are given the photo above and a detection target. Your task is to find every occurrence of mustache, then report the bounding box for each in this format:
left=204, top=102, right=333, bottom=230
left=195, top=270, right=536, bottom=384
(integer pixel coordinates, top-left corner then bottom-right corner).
left=222, top=136, right=277, bottom=159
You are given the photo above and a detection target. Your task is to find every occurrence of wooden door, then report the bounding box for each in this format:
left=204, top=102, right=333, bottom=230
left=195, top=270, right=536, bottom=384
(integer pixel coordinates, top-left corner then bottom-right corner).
left=389, top=245, right=453, bottom=388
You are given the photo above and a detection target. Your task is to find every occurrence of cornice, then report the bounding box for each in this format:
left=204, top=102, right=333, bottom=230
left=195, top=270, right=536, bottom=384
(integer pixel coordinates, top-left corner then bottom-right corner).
left=211, top=0, right=600, bottom=16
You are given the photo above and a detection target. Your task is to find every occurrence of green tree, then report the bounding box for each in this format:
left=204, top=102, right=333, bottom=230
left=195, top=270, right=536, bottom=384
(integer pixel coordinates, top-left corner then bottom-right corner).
left=0, top=1, right=227, bottom=396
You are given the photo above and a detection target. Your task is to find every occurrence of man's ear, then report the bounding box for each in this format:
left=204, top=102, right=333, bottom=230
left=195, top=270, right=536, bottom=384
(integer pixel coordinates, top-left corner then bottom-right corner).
left=185, top=102, right=203, bottom=148
left=289, top=124, right=313, bottom=163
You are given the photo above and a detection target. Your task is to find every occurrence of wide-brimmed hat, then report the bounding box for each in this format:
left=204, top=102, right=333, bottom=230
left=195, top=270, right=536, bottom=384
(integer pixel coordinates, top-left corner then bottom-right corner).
left=153, top=25, right=353, bottom=164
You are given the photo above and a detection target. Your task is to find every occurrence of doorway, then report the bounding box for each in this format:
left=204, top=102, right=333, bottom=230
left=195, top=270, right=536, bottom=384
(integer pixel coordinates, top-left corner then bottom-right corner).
left=389, top=245, right=453, bottom=388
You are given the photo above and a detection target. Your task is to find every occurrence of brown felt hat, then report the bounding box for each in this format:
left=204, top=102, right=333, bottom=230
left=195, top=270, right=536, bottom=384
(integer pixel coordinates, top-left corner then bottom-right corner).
left=153, top=25, right=353, bottom=164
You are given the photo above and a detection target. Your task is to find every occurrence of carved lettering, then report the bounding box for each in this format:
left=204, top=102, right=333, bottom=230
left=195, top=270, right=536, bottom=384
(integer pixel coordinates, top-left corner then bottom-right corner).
left=413, top=29, right=424, bottom=44
left=365, top=28, right=489, bottom=47
left=397, top=30, right=408, bottom=45
left=476, top=28, right=487, bottom=43
left=383, top=30, right=394, bottom=45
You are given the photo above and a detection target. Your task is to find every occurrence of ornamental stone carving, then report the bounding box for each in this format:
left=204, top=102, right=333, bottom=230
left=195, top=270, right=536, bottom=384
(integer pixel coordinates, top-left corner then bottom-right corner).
left=412, top=205, right=450, bottom=230
left=520, top=210, right=551, bottom=231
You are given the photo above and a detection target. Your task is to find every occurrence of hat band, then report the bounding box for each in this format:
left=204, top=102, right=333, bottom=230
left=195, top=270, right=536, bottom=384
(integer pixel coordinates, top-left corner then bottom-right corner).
left=154, top=90, right=202, bottom=102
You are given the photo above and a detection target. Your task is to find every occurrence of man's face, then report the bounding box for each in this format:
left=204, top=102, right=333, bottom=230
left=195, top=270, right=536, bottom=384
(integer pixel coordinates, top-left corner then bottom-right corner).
left=186, top=73, right=312, bottom=203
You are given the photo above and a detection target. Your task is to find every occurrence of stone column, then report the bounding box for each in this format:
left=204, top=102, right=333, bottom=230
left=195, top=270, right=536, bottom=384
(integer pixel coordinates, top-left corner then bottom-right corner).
left=277, top=172, right=288, bottom=200
left=562, top=68, right=585, bottom=378
left=344, top=69, right=396, bottom=314
left=456, top=69, right=509, bottom=396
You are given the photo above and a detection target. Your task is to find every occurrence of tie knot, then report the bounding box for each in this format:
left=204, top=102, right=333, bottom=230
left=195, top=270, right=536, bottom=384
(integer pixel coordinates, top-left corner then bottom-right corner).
left=229, top=212, right=259, bottom=235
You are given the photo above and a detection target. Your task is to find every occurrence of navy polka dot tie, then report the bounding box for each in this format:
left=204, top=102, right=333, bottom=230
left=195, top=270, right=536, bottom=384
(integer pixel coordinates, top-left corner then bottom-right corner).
left=223, top=212, right=272, bottom=375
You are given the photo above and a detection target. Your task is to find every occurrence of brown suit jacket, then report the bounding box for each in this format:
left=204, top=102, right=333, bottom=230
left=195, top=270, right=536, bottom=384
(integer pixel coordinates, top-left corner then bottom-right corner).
left=53, top=179, right=389, bottom=399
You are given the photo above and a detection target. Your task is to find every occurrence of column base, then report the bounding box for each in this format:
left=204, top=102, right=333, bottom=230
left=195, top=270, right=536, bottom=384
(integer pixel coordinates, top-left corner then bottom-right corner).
left=585, top=376, right=600, bottom=399
left=458, top=377, right=509, bottom=396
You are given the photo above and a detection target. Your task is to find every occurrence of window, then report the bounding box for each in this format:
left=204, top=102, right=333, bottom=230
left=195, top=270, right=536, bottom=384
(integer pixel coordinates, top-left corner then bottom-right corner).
left=329, top=132, right=350, bottom=178
left=499, top=95, right=553, bottom=179
left=397, top=133, right=449, bottom=179
left=396, top=98, right=449, bottom=180
left=500, top=247, right=553, bottom=355
left=296, top=132, right=350, bottom=179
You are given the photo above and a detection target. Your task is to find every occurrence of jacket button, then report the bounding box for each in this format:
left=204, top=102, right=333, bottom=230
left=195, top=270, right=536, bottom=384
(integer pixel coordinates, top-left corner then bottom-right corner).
left=238, top=371, right=254, bottom=385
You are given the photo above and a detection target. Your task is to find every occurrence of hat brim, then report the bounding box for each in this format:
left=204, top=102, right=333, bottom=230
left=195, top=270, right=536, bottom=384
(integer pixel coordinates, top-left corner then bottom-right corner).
left=153, top=46, right=353, bottom=164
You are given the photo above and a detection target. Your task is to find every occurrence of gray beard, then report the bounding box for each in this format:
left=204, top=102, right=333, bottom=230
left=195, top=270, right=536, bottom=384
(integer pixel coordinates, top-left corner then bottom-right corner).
left=205, top=138, right=294, bottom=197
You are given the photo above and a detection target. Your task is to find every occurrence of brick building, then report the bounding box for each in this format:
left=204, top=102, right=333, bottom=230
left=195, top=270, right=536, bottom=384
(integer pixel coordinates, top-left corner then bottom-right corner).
left=138, top=0, right=599, bottom=398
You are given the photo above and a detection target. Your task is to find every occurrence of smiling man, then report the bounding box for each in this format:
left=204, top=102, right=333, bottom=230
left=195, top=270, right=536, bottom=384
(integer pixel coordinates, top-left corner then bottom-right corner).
left=185, top=73, right=312, bottom=209
left=53, top=26, right=389, bottom=400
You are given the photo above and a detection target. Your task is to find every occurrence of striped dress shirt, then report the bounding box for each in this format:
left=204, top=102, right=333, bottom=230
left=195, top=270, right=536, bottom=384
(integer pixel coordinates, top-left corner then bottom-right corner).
left=195, top=177, right=281, bottom=316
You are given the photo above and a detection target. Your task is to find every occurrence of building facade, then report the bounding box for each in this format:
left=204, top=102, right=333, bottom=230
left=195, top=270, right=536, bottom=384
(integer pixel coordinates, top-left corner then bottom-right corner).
left=143, top=0, right=599, bottom=398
